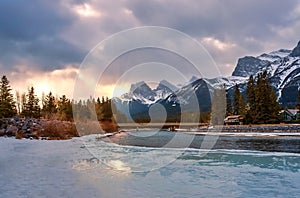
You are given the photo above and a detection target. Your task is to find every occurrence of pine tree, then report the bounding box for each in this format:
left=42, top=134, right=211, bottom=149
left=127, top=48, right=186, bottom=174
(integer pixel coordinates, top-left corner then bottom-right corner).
left=238, top=94, right=246, bottom=116
left=58, top=95, right=72, bottom=121
left=86, top=98, right=96, bottom=120
left=245, top=75, right=255, bottom=123
left=73, top=100, right=82, bottom=119
left=94, top=97, right=114, bottom=120
left=226, top=89, right=232, bottom=116
left=251, top=71, right=280, bottom=124
left=0, top=76, right=16, bottom=117
left=246, top=75, right=255, bottom=108
left=233, top=84, right=241, bottom=115
left=23, top=87, right=40, bottom=118
left=73, top=99, right=90, bottom=120
left=268, top=88, right=280, bottom=123
left=253, top=73, right=264, bottom=123
left=42, top=92, right=57, bottom=118
left=95, top=97, right=103, bottom=120
left=102, top=99, right=113, bottom=119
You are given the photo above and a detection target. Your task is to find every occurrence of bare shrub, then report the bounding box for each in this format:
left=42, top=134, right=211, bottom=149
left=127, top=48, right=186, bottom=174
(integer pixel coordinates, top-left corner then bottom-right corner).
left=15, top=132, right=23, bottom=139
left=100, top=119, right=119, bottom=133
left=38, top=121, right=78, bottom=140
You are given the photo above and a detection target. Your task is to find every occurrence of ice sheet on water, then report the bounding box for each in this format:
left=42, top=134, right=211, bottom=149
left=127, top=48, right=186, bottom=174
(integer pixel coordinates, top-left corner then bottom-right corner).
left=82, top=134, right=186, bottom=173
left=80, top=134, right=300, bottom=173
left=1, top=136, right=300, bottom=198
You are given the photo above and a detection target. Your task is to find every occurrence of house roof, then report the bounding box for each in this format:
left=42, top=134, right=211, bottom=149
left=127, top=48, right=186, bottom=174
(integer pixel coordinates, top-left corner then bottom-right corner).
left=287, top=109, right=299, bottom=116
left=225, top=115, right=242, bottom=119
left=224, top=115, right=244, bottom=123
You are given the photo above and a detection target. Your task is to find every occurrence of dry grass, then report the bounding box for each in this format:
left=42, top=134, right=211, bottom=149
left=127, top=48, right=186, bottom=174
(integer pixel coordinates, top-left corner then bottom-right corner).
left=0, top=118, right=119, bottom=140
left=38, top=121, right=78, bottom=140
left=100, top=120, right=119, bottom=133
left=15, top=132, right=23, bottom=139
left=73, top=119, right=119, bottom=135
left=74, top=121, right=103, bottom=136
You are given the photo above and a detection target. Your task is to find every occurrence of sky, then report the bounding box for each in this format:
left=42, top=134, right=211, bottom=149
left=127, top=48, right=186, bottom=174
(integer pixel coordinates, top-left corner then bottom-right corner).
left=1, top=0, right=300, bottom=98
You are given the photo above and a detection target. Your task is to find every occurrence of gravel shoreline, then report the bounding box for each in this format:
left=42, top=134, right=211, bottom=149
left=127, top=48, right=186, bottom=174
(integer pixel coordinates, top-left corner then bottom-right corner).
left=1, top=117, right=300, bottom=140
left=208, top=125, right=300, bottom=132
left=0, top=118, right=77, bottom=139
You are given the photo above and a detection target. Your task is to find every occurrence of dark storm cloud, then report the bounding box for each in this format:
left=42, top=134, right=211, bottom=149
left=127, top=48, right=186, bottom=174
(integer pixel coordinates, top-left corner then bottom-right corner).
left=127, top=0, right=294, bottom=35
left=1, top=0, right=300, bottom=79
left=24, top=37, right=84, bottom=68
left=0, top=0, right=86, bottom=71
left=0, top=36, right=85, bottom=70
left=127, top=0, right=300, bottom=52
left=0, top=0, right=69, bottom=40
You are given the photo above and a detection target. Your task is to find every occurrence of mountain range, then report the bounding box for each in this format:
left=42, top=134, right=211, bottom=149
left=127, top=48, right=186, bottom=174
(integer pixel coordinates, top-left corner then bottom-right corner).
left=112, top=40, right=300, bottom=121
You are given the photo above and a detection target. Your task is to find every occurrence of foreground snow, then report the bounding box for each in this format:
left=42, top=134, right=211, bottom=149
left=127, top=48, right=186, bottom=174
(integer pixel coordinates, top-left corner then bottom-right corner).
left=0, top=137, right=98, bottom=197
left=1, top=136, right=300, bottom=198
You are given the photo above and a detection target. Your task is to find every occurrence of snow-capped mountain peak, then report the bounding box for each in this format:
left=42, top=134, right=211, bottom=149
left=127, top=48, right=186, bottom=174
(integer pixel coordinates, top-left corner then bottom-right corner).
left=231, top=40, right=300, bottom=107
left=291, top=41, right=300, bottom=57
left=113, top=40, right=300, bottom=119
left=119, top=80, right=177, bottom=105
left=156, top=80, right=178, bottom=92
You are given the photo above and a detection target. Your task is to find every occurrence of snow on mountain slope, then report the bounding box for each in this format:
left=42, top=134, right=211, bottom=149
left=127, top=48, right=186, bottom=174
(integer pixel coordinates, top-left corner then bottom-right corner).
left=118, top=80, right=177, bottom=105
left=163, top=78, right=212, bottom=112
left=153, top=80, right=178, bottom=101
left=258, top=49, right=291, bottom=62
left=232, top=41, right=300, bottom=106
left=205, top=76, right=248, bottom=89
left=113, top=40, right=300, bottom=113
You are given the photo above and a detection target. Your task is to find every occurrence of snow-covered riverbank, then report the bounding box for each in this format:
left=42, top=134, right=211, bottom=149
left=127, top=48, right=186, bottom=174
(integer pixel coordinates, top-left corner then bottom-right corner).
left=0, top=137, right=100, bottom=197
left=1, top=135, right=300, bottom=198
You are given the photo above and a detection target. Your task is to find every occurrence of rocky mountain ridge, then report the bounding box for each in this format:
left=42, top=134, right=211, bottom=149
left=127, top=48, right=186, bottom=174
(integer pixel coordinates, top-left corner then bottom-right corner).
left=112, top=40, right=300, bottom=120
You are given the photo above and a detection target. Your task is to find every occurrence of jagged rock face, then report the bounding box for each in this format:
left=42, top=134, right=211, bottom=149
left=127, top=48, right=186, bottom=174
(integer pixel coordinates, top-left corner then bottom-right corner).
left=163, top=79, right=212, bottom=112
left=154, top=82, right=176, bottom=100
left=291, top=41, right=300, bottom=57
left=130, top=81, right=156, bottom=101
left=230, top=41, right=300, bottom=107
left=113, top=80, right=179, bottom=121
left=232, top=56, right=271, bottom=77
left=114, top=40, right=300, bottom=118
left=120, top=80, right=177, bottom=104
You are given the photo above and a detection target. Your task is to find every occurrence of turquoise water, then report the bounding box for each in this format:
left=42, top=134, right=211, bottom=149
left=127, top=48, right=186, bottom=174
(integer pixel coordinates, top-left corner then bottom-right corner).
left=107, top=130, right=300, bottom=152
left=1, top=134, right=300, bottom=198
left=82, top=132, right=300, bottom=197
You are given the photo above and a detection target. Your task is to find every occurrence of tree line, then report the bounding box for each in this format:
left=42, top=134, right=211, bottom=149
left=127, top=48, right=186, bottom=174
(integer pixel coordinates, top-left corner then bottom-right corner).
left=227, top=71, right=284, bottom=124
left=1, top=72, right=299, bottom=124
left=0, top=75, right=117, bottom=121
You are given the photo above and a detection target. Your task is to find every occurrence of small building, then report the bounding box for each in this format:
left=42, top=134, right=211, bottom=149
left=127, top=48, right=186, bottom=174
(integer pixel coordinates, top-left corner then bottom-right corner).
left=279, top=109, right=300, bottom=122
left=224, top=115, right=243, bottom=125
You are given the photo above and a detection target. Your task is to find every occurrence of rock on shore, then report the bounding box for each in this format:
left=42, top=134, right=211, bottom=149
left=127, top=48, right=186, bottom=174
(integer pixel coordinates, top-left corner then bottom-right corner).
left=0, top=118, right=78, bottom=139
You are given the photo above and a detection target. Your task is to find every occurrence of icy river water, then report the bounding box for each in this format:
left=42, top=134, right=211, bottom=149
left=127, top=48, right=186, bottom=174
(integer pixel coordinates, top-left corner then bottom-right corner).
left=1, top=131, right=300, bottom=198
